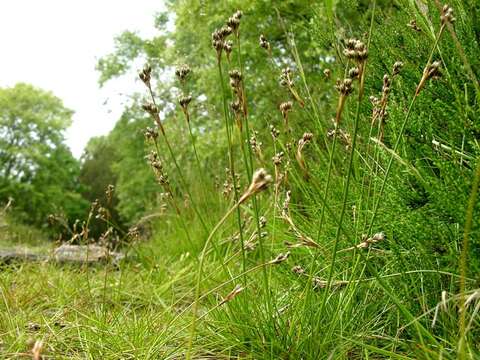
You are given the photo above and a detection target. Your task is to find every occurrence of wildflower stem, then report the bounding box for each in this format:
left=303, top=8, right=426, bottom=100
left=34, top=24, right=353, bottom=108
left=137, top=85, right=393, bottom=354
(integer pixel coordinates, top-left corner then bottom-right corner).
left=458, top=159, right=480, bottom=359
left=186, top=199, right=241, bottom=360
left=146, top=87, right=208, bottom=232
left=186, top=119, right=203, bottom=177
left=316, top=0, right=376, bottom=331
left=367, top=24, right=445, bottom=233
left=235, top=33, right=272, bottom=311
left=216, top=60, right=248, bottom=280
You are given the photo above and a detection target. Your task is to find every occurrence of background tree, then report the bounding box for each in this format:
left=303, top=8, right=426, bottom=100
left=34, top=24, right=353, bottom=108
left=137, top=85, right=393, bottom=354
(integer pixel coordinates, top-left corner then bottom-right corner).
left=0, top=83, right=88, bottom=228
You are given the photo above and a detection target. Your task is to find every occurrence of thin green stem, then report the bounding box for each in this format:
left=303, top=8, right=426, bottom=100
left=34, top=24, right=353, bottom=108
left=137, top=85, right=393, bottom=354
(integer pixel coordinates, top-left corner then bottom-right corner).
left=146, top=87, right=208, bottom=232
left=367, top=25, right=445, bottom=234
left=458, top=158, right=480, bottom=359
left=186, top=200, right=240, bottom=360
left=235, top=33, right=271, bottom=312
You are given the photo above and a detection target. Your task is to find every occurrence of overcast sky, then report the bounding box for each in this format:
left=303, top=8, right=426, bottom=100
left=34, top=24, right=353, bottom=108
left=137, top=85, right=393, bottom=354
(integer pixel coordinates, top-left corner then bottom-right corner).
left=0, top=0, right=164, bottom=157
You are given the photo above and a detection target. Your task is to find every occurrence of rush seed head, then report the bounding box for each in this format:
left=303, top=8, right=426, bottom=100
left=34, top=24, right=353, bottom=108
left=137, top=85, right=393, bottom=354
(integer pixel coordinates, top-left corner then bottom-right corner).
left=175, top=64, right=191, bottom=82
left=335, top=78, right=353, bottom=96
left=223, top=40, right=233, bottom=59
left=144, top=127, right=159, bottom=141
left=279, top=101, right=293, bottom=114
left=272, top=151, right=284, bottom=166
left=219, top=25, right=233, bottom=38
left=356, top=232, right=386, bottom=249
left=383, top=74, right=391, bottom=94
left=139, top=63, right=152, bottom=84
left=348, top=67, right=360, bottom=80
left=392, top=61, right=404, bottom=76
left=239, top=168, right=273, bottom=204
left=142, top=102, right=159, bottom=115
left=219, top=284, right=244, bottom=306
left=268, top=251, right=290, bottom=265
left=408, top=19, right=422, bottom=32
left=259, top=34, right=270, bottom=51
left=416, top=60, right=442, bottom=96
left=229, top=69, right=242, bottom=81
left=441, top=4, right=455, bottom=25
left=227, top=10, right=243, bottom=34
left=279, top=101, right=294, bottom=128
left=178, top=94, right=192, bottom=108
left=279, top=67, right=293, bottom=87
left=231, top=99, right=241, bottom=113
left=344, top=38, right=368, bottom=62
left=250, top=168, right=272, bottom=193
left=270, top=124, right=280, bottom=139
left=427, top=61, right=442, bottom=79
left=323, top=68, right=331, bottom=79
left=292, top=265, right=305, bottom=275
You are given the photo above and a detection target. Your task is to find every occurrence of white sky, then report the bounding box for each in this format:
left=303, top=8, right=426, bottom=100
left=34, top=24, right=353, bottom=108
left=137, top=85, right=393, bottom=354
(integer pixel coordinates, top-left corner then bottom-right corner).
left=0, top=0, right=164, bottom=157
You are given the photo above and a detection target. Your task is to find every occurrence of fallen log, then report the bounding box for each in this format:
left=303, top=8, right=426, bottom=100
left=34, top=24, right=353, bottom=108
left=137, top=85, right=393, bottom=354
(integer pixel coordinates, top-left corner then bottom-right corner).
left=0, top=244, right=124, bottom=265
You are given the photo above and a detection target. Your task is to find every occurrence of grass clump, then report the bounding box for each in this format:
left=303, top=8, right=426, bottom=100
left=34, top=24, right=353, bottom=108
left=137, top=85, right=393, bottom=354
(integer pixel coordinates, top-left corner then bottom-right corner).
left=2, top=0, right=480, bottom=359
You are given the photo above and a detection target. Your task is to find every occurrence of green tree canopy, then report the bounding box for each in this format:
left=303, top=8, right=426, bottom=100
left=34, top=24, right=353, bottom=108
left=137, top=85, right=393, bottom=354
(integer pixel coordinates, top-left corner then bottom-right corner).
left=0, top=83, right=88, bottom=226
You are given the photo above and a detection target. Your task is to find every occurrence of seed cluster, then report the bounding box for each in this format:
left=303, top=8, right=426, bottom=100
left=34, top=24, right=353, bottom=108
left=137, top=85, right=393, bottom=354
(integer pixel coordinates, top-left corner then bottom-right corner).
left=147, top=151, right=169, bottom=186
left=175, top=64, right=191, bottom=83
left=212, top=10, right=242, bottom=61
left=138, top=64, right=152, bottom=86
left=416, top=60, right=442, bottom=96
left=335, top=78, right=353, bottom=96
left=343, top=38, right=368, bottom=63
left=249, top=131, right=263, bottom=159
left=259, top=34, right=270, bottom=52
left=144, top=127, right=159, bottom=141
left=440, top=4, right=455, bottom=25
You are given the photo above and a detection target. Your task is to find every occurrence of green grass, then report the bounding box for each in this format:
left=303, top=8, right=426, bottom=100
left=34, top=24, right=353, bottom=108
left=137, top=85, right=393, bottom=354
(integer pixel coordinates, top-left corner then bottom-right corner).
left=1, top=1, right=480, bottom=358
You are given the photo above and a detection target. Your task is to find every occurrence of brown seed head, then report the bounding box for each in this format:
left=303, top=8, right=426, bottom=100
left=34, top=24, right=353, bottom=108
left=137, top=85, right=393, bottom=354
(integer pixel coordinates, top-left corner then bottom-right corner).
left=344, top=39, right=367, bottom=62
left=223, top=40, right=233, bottom=58
left=279, top=101, right=293, bottom=115
left=227, top=10, right=243, bottom=33
left=292, top=265, right=305, bottom=275
left=221, top=25, right=233, bottom=37
left=323, top=68, right=331, bottom=79
left=392, top=61, right=404, bottom=76
left=268, top=251, right=290, bottom=265
left=211, top=29, right=225, bottom=55
left=144, top=127, right=159, bottom=141
left=335, top=78, right=353, bottom=96
left=175, top=64, right=191, bottom=82
left=139, top=63, right=152, bottom=85
left=239, top=168, right=272, bottom=204
left=302, top=132, right=313, bottom=143
left=408, top=19, right=422, bottom=32
left=348, top=67, right=360, bottom=79
left=250, top=168, right=272, bottom=193
left=272, top=151, right=284, bottom=166
left=427, top=61, right=442, bottom=80
left=382, top=74, right=391, bottom=94
left=178, top=94, right=192, bottom=109
left=259, top=34, right=270, bottom=50
left=270, top=124, right=280, bottom=139
left=441, top=4, right=455, bottom=25
left=231, top=99, right=241, bottom=113
left=279, top=67, right=293, bottom=87
left=219, top=284, right=244, bottom=306
left=229, top=69, right=242, bottom=81
left=142, top=102, right=159, bottom=115
left=370, top=96, right=379, bottom=106
left=259, top=216, right=267, bottom=228
left=233, top=10, right=242, bottom=20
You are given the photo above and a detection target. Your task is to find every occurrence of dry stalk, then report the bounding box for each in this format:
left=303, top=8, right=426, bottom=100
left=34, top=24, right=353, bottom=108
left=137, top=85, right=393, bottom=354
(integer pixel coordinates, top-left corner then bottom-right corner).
left=295, top=132, right=313, bottom=179
left=280, top=190, right=321, bottom=249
